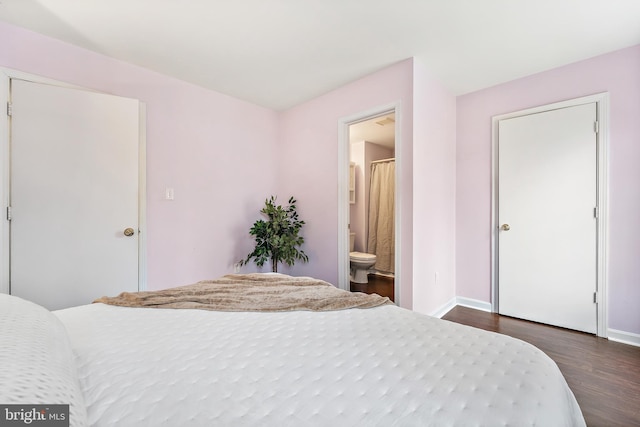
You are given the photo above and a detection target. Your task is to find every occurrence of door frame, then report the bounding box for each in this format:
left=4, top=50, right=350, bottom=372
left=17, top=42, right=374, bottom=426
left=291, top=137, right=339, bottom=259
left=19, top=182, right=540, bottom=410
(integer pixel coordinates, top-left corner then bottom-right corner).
left=337, top=101, right=401, bottom=303
left=491, top=93, right=609, bottom=337
left=0, top=67, right=147, bottom=295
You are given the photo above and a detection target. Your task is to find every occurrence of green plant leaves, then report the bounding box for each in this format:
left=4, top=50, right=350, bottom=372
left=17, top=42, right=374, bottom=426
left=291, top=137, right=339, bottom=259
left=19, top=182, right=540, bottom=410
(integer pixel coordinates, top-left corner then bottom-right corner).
left=240, top=196, right=309, bottom=272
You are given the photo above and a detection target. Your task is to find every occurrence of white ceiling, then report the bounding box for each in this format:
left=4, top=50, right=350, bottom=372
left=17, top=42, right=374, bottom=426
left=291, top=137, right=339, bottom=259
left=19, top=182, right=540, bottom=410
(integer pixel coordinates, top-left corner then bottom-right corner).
left=350, top=113, right=395, bottom=149
left=1, top=1, right=639, bottom=111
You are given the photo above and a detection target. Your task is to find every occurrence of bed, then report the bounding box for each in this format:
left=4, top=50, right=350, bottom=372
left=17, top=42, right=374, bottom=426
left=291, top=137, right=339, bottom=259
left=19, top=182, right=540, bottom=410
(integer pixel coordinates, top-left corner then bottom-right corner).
left=0, top=273, right=586, bottom=426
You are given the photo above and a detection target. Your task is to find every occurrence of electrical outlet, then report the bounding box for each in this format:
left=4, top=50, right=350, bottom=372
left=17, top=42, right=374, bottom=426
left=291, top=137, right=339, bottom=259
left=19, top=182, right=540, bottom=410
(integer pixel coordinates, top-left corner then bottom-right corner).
left=165, top=187, right=174, bottom=200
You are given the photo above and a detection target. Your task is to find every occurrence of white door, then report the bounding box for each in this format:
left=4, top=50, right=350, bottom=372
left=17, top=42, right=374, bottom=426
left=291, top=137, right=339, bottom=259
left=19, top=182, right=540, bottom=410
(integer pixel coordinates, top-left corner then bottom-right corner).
left=10, top=79, right=140, bottom=310
left=498, top=103, right=597, bottom=334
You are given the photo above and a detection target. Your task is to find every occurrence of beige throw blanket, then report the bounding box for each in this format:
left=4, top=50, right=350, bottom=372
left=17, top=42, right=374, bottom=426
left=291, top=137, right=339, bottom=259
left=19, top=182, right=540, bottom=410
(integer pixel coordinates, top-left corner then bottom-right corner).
left=94, top=273, right=392, bottom=312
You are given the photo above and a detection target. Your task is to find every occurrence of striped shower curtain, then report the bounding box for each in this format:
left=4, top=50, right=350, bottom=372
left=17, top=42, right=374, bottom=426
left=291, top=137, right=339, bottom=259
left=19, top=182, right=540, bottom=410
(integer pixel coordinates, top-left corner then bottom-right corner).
left=367, top=160, right=395, bottom=273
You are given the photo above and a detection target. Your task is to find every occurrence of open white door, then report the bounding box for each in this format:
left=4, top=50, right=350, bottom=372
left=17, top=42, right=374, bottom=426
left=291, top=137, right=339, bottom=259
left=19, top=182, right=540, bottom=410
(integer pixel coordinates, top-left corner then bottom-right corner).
left=9, top=79, right=140, bottom=310
left=498, top=103, right=598, bottom=334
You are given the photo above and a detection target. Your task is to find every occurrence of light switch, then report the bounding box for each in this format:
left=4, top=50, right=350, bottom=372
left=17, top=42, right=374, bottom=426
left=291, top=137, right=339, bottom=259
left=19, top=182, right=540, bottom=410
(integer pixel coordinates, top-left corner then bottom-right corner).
left=165, top=187, right=174, bottom=200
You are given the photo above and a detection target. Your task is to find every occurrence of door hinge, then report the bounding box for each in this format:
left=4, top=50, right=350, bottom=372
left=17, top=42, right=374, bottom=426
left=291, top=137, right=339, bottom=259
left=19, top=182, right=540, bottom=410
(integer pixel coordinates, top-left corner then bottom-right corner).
left=6, top=206, right=11, bottom=221
left=593, top=291, right=599, bottom=304
left=6, top=102, right=11, bottom=117
left=593, top=206, right=599, bottom=218
left=594, top=121, right=599, bottom=134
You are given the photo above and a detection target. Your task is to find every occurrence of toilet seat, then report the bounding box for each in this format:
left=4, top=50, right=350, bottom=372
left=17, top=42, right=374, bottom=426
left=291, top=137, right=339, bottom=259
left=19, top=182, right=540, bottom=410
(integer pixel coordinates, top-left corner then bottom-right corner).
left=349, top=252, right=377, bottom=284
left=350, top=251, right=376, bottom=262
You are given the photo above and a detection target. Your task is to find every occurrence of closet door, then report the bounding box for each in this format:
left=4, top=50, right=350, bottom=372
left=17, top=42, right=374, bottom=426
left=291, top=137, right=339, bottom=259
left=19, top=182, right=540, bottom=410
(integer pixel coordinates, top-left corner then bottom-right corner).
left=10, top=79, right=140, bottom=310
left=498, top=103, right=597, bottom=333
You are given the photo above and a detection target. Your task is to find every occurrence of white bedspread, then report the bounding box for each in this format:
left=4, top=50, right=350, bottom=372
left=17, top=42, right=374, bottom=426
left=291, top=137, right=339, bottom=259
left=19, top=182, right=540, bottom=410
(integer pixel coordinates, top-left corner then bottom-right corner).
left=54, top=303, right=585, bottom=426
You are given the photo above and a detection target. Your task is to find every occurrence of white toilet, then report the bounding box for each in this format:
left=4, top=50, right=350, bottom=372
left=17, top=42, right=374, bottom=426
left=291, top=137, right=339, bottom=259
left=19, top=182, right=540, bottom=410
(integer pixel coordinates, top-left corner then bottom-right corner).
left=349, top=233, right=377, bottom=284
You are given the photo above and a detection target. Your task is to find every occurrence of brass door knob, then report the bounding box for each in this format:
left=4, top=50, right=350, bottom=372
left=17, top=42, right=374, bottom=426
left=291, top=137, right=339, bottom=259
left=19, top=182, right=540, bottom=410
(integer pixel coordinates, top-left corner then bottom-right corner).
left=124, top=227, right=135, bottom=237
left=500, top=224, right=511, bottom=231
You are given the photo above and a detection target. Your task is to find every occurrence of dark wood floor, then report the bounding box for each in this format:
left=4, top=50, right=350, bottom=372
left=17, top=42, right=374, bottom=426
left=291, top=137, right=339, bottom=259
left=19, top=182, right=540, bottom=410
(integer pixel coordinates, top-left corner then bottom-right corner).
left=350, top=273, right=394, bottom=302
left=442, top=306, right=640, bottom=427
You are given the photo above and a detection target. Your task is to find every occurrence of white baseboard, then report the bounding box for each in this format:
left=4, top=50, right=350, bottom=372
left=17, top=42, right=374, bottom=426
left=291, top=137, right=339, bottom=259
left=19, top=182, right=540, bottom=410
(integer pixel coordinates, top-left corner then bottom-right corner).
left=608, top=328, right=640, bottom=348
left=455, top=297, right=492, bottom=313
left=430, top=298, right=457, bottom=318
left=430, top=297, right=492, bottom=319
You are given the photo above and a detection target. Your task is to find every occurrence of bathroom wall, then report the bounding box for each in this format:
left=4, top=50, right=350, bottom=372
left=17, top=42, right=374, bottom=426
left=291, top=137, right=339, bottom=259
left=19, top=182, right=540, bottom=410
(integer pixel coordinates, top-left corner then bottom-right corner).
left=350, top=141, right=365, bottom=252
left=349, top=141, right=394, bottom=253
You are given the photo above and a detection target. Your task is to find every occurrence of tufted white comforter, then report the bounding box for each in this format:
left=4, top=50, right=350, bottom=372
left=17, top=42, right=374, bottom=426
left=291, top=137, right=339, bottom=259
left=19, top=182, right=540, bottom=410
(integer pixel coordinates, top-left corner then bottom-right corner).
left=54, top=301, right=585, bottom=426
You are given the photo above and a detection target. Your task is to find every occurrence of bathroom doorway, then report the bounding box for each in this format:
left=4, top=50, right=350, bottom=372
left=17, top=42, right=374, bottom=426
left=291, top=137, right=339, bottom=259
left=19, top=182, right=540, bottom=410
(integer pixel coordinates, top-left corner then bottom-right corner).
left=337, top=104, right=399, bottom=302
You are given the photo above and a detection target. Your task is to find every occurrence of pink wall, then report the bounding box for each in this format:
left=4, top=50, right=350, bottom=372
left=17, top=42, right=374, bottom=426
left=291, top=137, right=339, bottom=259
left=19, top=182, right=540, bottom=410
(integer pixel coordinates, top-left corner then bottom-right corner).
left=8, top=19, right=627, bottom=332
left=278, top=59, right=414, bottom=308
left=0, top=21, right=280, bottom=290
left=456, top=45, right=640, bottom=334
left=277, top=58, right=457, bottom=314
left=0, top=22, right=459, bottom=315
left=412, top=58, right=458, bottom=314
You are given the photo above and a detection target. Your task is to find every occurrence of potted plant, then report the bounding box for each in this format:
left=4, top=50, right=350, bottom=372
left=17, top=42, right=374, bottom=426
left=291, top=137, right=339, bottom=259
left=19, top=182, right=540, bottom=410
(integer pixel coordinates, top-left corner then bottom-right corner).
left=240, top=196, right=309, bottom=273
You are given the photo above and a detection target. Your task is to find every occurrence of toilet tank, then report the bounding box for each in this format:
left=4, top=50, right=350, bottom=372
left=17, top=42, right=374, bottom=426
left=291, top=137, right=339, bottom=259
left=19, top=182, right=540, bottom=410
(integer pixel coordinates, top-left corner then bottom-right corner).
left=349, top=233, right=355, bottom=252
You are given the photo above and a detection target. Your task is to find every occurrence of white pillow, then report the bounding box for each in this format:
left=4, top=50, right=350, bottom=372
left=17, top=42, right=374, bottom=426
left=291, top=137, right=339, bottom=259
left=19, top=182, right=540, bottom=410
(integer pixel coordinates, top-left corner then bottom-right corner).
left=0, top=294, right=88, bottom=427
